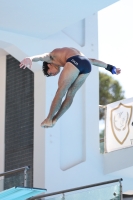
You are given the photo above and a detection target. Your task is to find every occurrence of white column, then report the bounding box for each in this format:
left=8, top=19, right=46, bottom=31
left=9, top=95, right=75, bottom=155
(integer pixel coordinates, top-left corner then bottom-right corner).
left=33, top=70, right=46, bottom=188
left=0, top=55, right=6, bottom=191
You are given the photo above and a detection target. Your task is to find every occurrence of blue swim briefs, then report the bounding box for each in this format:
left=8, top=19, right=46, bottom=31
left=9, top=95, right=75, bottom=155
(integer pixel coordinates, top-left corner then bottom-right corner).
left=66, top=55, right=91, bottom=74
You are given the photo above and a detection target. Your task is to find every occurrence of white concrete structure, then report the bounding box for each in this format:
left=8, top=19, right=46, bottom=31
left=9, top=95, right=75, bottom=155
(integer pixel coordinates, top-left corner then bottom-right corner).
left=1, top=0, right=133, bottom=195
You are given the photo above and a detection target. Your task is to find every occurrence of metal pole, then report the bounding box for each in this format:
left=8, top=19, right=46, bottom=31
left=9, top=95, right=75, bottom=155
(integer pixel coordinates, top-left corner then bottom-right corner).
left=119, top=179, right=123, bottom=200
left=99, top=105, right=107, bottom=109
left=0, top=166, right=30, bottom=177
left=61, top=193, right=65, bottom=200
left=24, top=168, right=28, bottom=187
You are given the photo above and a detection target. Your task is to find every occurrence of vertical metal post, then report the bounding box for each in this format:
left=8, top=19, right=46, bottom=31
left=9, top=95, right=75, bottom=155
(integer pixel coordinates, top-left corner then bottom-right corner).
left=24, top=168, right=27, bottom=187
left=119, top=180, right=123, bottom=200
left=61, top=193, right=65, bottom=200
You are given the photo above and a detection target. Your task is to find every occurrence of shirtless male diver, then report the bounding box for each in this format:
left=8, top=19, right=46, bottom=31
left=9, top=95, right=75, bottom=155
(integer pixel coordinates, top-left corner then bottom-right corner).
left=19, top=47, right=121, bottom=128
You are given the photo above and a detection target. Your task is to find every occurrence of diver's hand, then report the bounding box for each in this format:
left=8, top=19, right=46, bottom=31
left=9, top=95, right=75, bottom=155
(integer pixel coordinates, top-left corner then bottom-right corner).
left=19, top=57, right=32, bottom=69
left=115, top=68, right=121, bottom=75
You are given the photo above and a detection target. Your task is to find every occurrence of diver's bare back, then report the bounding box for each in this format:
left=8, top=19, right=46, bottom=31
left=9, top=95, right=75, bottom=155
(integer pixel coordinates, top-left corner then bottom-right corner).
left=50, top=47, right=83, bottom=66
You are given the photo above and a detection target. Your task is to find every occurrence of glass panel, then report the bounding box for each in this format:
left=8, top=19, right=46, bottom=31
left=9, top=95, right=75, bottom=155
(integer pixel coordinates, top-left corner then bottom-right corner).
left=4, top=173, right=24, bottom=190
left=44, top=183, right=120, bottom=200
left=0, top=178, right=4, bottom=192
left=100, top=140, right=104, bottom=154
left=99, top=121, right=105, bottom=154
left=0, top=171, right=32, bottom=192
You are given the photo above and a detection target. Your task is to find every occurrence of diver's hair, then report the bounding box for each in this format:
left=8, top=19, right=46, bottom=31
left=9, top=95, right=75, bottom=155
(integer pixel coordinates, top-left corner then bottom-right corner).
left=42, top=62, right=51, bottom=77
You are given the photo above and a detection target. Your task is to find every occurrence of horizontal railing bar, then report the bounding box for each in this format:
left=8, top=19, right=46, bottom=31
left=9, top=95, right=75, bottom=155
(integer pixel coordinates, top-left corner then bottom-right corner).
left=99, top=105, right=106, bottom=108
left=28, top=178, right=123, bottom=200
left=0, top=166, right=30, bottom=177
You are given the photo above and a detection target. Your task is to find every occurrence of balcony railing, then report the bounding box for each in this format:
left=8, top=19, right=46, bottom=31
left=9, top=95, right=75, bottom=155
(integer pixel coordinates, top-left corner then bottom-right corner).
left=27, top=178, right=123, bottom=200
left=0, top=166, right=30, bottom=192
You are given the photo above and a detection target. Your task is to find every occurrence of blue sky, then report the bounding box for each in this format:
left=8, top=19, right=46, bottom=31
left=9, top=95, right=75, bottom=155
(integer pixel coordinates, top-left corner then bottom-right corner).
left=98, top=0, right=133, bottom=99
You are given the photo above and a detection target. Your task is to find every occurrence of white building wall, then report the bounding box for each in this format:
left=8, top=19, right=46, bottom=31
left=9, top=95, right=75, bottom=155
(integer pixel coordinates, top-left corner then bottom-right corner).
left=0, top=14, right=100, bottom=191
left=0, top=3, right=133, bottom=194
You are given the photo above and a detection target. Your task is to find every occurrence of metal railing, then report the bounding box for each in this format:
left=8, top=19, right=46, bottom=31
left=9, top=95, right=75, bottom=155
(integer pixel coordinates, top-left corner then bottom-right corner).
left=0, top=166, right=30, bottom=188
left=27, top=178, right=123, bottom=200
